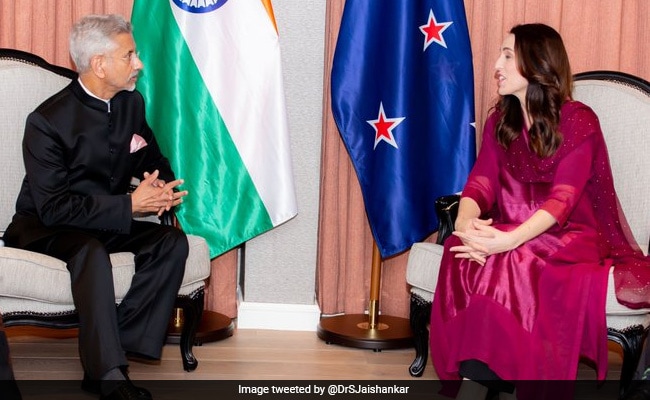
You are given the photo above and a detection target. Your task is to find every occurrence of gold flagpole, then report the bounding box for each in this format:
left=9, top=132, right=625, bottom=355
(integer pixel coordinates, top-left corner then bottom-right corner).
left=317, top=241, right=412, bottom=350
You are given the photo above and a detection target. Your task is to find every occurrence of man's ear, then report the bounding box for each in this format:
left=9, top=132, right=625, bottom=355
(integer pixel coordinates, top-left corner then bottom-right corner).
left=89, top=55, right=106, bottom=79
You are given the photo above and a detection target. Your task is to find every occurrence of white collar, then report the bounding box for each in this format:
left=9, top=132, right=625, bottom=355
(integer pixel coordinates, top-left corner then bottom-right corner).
left=77, top=78, right=111, bottom=111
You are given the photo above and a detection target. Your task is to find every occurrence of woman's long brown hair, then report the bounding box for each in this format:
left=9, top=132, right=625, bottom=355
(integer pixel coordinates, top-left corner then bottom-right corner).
left=496, top=23, right=573, bottom=158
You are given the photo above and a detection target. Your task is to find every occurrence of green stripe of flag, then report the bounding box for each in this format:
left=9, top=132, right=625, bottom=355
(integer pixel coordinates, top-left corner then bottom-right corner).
left=132, top=1, right=274, bottom=257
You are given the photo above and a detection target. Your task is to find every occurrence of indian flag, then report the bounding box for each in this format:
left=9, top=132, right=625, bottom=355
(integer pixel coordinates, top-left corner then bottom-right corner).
left=131, top=0, right=297, bottom=258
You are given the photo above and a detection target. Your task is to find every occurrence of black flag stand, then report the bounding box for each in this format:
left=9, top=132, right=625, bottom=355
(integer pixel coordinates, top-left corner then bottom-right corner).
left=317, top=241, right=413, bottom=350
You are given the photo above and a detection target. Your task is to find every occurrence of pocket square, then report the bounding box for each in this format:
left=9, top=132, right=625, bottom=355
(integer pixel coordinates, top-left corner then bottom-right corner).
left=130, top=133, right=148, bottom=153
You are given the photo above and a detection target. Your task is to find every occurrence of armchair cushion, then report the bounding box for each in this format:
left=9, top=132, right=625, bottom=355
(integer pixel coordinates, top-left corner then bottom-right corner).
left=405, top=242, right=442, bottom=300
left=0, top=234, right=209, bottom=311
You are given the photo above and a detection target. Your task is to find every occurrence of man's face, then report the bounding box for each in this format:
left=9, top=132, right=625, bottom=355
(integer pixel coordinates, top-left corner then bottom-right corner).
left=102, top=33, right=143, bottom=96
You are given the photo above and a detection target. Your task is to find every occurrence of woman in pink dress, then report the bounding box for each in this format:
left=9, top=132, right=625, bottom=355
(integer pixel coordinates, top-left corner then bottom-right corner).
left=430, top=23, right=650, bottom=400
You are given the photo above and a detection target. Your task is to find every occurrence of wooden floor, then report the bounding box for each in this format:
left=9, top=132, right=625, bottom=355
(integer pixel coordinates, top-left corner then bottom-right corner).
left=7, top=326, right=434, bottom=381
left=6, top=325, right=626, bottom=399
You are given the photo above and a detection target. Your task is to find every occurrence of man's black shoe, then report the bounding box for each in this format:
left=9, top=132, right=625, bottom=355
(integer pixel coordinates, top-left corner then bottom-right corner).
left=82, top=373, right=152, bottom=399
left=100, top=381, right=152, bottom=400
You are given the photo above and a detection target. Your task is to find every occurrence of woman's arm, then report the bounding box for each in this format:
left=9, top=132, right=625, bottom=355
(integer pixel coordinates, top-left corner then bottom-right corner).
left=452, top=122, right=597, bottom=265
left=452, top=209, right=557, bottom=265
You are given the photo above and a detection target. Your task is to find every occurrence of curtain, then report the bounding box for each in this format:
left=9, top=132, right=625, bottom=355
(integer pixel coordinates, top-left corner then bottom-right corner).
left=317, top=0, right=650, bottom=318
left=4, top=0, right=649, bottom=320
left=0, top=0, right=237, bottom=318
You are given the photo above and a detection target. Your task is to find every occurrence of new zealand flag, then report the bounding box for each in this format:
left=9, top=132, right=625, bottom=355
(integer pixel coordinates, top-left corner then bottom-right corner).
left=331, top=0, right=476, bottom=258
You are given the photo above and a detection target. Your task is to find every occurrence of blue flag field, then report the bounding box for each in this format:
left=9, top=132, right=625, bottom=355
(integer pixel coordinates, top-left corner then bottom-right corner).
left=331, top=0, right=476, bottom=258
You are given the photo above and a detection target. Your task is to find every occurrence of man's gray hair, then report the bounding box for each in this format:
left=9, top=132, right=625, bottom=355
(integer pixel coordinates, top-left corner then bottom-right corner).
left=69, top=14, right=132, bottom=73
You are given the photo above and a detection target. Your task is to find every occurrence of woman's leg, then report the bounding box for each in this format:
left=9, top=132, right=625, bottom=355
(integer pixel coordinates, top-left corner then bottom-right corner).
left=456, top=378, right=488, bottom=400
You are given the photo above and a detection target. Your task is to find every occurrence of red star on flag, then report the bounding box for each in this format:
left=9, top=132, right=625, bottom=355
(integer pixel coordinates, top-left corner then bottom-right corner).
left=367, top=102, right=405, bottom=149
left=419, top=9, right=453, bottom=51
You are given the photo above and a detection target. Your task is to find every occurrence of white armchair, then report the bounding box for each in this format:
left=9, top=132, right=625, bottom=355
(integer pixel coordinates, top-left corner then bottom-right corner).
left=406, top=71, right=650, bottom=398
left=0, top=48, right=212, bottom=372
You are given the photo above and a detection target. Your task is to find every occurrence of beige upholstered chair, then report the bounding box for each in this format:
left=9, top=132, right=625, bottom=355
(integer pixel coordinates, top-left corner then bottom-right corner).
left=0, top=48, right=211, bottom=372
left=406, top=71, right=650, bottom=398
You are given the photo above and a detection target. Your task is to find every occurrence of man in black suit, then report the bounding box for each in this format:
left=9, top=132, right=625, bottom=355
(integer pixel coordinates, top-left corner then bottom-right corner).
left=4, top=14, right=188, bottom=400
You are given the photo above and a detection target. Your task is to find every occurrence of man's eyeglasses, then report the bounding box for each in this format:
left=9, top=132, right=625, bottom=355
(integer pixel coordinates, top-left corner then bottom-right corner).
left=105, top=51, right=141, bottom=65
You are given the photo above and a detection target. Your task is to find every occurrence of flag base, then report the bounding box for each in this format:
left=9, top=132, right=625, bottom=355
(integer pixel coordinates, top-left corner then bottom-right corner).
left=166, top=310, right=234, bottom=344
left=316, top=314, right=413, bottom=350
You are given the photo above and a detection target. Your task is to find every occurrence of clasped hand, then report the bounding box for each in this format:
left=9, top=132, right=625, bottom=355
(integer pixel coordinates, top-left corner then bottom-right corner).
left=131, top=170, right=188, bottom=216
left=450, top=218, right=517, bottom=266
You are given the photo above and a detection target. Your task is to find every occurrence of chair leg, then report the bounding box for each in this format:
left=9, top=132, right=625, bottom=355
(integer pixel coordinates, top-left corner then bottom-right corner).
left=608, top=326, right=647, bottom=399
left=174, top=289, right=205, bottom=372
left=409, top=293, right=432, bottom=377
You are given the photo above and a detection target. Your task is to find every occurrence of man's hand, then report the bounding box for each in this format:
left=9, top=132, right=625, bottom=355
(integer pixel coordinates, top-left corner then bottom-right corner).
left=131, top=170, right=188, bottom=216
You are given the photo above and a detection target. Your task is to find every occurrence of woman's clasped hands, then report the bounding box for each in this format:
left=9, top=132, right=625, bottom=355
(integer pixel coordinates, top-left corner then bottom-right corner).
left=450, top=218, right=519, bottom=266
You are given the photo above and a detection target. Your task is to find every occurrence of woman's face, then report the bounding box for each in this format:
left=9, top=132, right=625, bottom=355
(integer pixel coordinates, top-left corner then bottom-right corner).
left=494, top=33, right=529, bottom=104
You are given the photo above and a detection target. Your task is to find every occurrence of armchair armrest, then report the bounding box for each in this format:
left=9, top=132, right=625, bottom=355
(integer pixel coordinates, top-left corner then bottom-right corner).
left=160, top=210, right=176, bottom=227
left=434, top=194, right=460, bottom=245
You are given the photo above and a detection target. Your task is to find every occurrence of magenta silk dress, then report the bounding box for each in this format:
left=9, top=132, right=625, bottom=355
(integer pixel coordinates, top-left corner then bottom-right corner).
left=430, top=101, right=650, bottom=391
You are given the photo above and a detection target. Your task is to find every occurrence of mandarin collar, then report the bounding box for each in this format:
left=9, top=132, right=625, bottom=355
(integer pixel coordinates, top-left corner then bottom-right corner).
left=69, top=79, right=112, bottom=112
